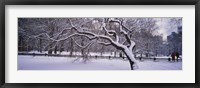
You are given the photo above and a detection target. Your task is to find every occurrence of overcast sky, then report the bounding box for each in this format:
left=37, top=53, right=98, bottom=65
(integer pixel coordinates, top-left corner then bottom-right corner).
left=154, top=18, right=181, bottom=41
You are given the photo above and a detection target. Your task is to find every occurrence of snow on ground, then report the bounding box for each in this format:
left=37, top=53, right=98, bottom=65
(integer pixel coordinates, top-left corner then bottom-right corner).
left=18, top=55, right=182, bottom=70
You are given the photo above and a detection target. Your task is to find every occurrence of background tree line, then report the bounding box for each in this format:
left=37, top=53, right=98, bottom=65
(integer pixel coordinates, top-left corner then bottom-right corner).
left=18, top=18, right=182, bottom=57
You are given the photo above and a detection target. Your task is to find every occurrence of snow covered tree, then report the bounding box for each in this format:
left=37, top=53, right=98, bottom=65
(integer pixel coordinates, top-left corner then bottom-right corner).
left=18, top=17, right=181, bottom=70
left=20, top=18, right=138, bottom=70
left=68, top=18, right=138, bottom=69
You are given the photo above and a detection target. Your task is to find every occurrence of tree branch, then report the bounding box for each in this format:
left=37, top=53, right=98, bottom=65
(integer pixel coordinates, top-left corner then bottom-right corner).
left=109, top=19, right=136, bottom=51
left=97, top=41, right=112, bottom=46
left=72, top=38, right=95, bottom=49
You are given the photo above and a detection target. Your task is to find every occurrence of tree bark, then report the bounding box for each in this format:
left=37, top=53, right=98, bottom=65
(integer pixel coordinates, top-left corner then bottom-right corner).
left=123, top=48, right=138, bottom=70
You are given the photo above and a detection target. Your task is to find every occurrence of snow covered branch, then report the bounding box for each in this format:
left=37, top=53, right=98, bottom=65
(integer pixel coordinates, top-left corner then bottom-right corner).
left=97, top=41, right=112, bottom=46
left=102, top=26, right=119, bottom=43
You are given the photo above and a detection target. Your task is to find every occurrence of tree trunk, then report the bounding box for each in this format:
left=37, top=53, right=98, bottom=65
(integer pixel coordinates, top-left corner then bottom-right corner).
left=59, top=41, right=64, bottom=54
left=48, top=50, right=53, bottom=54
left=48, top=43, right=53, bottom=54
left=39, top=39, right=42, bottom=53
left=69, top=38, right=74, bottom=57
left=54, top=46, right=57, bottom=54
left=123, top=48, right=138, bottom=70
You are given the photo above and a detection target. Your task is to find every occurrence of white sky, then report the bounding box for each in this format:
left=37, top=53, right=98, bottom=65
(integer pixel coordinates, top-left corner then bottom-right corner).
left=155, top=18, right=181, bottom=41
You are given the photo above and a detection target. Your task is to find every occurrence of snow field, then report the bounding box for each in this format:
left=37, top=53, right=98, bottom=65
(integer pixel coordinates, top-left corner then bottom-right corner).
left=18, top=55, right=182, bottom=70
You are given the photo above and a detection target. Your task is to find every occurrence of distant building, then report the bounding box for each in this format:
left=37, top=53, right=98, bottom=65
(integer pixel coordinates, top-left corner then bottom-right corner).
left=177, top=26, right=182, bottom=34
left=167, top=26, right=182, bottom=42
left=167, top=26, right=182, bottom=55
left=167, top=32, right=176, bottom=42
